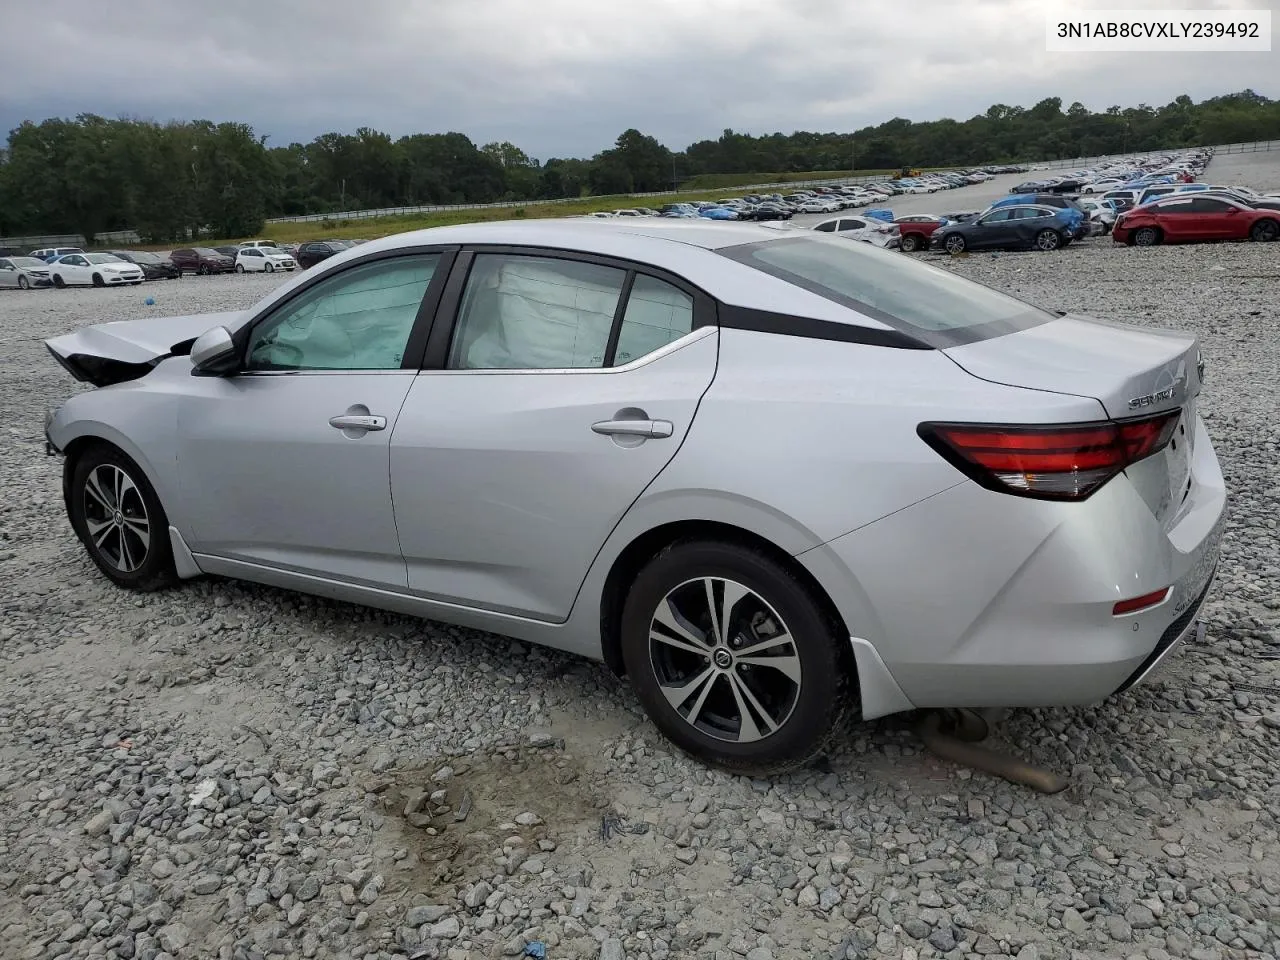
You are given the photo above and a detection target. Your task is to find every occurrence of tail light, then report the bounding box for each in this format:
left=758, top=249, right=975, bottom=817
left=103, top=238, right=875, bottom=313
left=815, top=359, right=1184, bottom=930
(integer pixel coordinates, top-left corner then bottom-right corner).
left=917, top=410, right=1181, bottom=500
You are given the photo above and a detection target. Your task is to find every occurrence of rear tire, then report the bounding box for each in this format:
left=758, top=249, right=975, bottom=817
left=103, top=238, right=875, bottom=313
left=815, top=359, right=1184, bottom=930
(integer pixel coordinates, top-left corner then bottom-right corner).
left=67, top=443, right=178, bottom=592
left=1133, top=226, right=1161, bottom=247
left=1033, top=230, right=1061, bottom=251
left=620, top=539, right=854, bottom=775
left=899, top=233, right=920, bottom=253
left=1249, top=219, right=1278, bottom=242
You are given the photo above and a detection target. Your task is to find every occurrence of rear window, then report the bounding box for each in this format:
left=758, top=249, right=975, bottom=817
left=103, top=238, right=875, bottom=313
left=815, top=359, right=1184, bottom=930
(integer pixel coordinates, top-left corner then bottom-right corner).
left=715, top=234, right=1054, bottom=347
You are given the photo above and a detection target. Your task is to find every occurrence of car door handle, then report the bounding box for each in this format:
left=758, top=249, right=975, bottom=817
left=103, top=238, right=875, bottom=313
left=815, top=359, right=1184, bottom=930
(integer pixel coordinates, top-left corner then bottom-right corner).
left=329, top=414, right=386, bottom=431
left=591, top=418, right=673, bottom=439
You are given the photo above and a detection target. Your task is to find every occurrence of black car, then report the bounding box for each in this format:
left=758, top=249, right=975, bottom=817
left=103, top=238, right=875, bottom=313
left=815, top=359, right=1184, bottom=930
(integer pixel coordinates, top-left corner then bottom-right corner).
left=104, top=250, right=181, bottom=280
left=1007, top=193, right=1091, bottom=239
left=295, top=239, right=355, bottom=269
left=1009, top=181, right=1046, bottom=194
left=751, top=202, right=793, bottom=221
left=1049, top=179, right=1086, bottom=194
left=930, top=204, right=1073, bottom=253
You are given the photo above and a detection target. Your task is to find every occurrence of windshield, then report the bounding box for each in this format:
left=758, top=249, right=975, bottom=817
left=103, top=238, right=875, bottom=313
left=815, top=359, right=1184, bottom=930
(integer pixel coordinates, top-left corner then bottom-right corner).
left=86, top=254, right=124, bottom=264
left=716, top=234, right=1054, bottom=348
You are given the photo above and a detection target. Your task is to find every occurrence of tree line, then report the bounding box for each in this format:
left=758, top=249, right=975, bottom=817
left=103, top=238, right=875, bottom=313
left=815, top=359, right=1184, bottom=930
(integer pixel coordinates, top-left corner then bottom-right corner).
left=1, top=90, right=1275, bottom=243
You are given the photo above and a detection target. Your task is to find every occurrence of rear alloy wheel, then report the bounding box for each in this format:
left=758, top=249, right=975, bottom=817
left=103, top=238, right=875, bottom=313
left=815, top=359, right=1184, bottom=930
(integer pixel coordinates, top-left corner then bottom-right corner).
left=944, top=234, right=967, bottom=254
left=1249, top=219, right=1279, bottom=242
left=67, top=445, right=177, bottom=591
left=899, top=233, right=920, bottom=253
left=92, top=273, right=105, bottom=287
left=17, top=275, right=29, bottom=290
left=1034, top=230, right=1061, bottom=251
left=620, top=540, right=852, bottom=774
left=1133, top=227, right=1161, bottom=247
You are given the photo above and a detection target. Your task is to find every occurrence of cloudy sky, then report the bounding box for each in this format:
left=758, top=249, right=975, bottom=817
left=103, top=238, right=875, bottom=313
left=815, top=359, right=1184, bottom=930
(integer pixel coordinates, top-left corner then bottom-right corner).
left=1, top=0, right=1274, bottom=160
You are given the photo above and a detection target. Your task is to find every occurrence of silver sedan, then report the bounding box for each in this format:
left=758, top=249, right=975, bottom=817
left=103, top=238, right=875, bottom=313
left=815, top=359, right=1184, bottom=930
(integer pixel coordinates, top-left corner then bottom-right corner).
left=0, top=256, right=53, bottom=289
left=43, top=219, right=1226, bottom=773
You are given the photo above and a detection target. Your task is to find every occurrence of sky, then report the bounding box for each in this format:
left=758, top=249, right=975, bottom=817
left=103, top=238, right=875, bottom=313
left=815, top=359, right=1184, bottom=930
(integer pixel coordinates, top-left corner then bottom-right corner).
left=1, top=0, right=1274, bottom=160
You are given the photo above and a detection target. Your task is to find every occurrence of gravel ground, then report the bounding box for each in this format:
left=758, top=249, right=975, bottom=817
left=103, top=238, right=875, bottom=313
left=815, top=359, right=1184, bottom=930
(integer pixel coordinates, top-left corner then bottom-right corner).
left=2, top=171, right=1279, bottom=960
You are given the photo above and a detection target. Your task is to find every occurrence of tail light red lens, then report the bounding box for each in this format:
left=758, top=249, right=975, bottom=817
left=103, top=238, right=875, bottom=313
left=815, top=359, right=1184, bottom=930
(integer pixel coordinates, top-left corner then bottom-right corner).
left=1112, top=587, right=1170, bottom=616
left=917, top=410, right=1181, bottom=500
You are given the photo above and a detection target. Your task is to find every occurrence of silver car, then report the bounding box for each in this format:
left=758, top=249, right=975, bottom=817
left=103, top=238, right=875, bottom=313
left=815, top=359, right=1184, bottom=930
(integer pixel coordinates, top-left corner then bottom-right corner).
left=0, top=256, right=53, bottom=289
left=43, top=219, right=1226, bottom=773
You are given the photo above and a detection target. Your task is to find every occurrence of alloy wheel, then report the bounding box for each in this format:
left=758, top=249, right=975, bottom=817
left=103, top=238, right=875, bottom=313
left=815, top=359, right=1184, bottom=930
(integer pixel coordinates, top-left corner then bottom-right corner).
left=1035, top=230, right=1060, bottom=251
left=81, top=463, right=151, bottom=573
left=1251, top=220, right=1278, bottom=242
left=944, top=235, right=966, bottom=253
left=648, top=577, right=801, bottom=744
left=1134, top=227, right=1159, bottom=247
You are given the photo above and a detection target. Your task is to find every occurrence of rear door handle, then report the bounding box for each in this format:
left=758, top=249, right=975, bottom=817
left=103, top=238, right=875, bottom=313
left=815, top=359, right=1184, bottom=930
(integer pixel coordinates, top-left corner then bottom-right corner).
left=591, top=418, right=673, bottom=439
left=329, top=414, right=387, bottom=431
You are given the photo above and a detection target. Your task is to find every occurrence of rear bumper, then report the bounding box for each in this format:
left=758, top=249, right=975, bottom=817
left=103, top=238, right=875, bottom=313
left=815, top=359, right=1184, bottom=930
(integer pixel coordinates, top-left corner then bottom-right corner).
left=800, top=415, right=1227, bottom=710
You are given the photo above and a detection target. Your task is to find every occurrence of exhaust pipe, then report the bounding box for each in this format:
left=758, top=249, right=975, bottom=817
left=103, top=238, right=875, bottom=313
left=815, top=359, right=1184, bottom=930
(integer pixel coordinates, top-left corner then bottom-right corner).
left=916, top=711, right=1069, bottom=795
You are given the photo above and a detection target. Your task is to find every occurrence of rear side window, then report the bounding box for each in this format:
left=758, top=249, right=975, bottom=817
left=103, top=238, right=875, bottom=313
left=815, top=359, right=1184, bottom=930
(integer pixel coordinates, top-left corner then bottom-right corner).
left=716, top=234, right=1054, bottom=347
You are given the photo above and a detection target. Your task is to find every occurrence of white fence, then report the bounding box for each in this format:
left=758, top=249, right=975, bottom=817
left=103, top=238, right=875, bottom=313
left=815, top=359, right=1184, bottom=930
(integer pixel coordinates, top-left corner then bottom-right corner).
left=2, top=139, right=1273, bottom=249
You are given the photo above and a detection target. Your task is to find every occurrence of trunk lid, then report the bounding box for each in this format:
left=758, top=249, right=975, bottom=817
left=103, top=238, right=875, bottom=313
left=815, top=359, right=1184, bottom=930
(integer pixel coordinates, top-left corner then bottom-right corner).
left=943, top=314, right=1203, bottom=528
left=45, top=310, right=242, bottom=386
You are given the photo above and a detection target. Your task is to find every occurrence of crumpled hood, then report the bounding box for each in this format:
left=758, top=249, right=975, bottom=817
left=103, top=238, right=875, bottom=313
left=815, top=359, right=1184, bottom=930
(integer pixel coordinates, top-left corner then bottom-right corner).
left=45, top=310, right=244, bottom=386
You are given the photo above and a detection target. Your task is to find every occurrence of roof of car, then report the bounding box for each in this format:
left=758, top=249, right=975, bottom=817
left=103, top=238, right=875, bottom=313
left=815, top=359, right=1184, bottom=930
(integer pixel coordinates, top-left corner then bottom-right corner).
left=357, top=217, right=804, bottom=257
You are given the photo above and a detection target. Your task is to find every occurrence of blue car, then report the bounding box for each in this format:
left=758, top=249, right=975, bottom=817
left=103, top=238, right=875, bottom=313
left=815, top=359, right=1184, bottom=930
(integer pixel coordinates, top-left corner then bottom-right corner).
left=697, top=206, right=738, bottom=220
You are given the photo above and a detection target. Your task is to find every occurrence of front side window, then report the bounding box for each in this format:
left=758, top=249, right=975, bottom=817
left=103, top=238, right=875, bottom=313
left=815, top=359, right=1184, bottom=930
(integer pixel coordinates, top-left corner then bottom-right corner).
left=448, top=255, right=626, bottom=370
left=246, top=255, right=440, bottom=371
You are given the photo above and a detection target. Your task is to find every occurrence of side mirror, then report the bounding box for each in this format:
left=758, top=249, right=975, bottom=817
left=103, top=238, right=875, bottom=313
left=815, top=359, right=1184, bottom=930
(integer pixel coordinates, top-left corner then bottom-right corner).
left=190, top=326, right=238, bottom=376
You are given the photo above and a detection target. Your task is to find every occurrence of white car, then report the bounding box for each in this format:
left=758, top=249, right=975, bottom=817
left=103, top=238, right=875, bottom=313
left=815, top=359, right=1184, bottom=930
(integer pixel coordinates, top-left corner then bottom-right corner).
left=798, top=198, right=842, bottom=214
left=896, top=184, right=932, bottom=195
left=239, top=240, right=281, bottom=250
left=812, top=215, right=902, bottom=248
left=235, top=248, right=297, bottom=273
left=47, top=253, right=144, bottom=288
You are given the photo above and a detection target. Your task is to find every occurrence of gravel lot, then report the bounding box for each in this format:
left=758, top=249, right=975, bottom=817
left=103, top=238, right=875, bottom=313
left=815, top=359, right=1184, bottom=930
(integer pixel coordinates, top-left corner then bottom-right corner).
left=2, top=154, right=1279, bottom=960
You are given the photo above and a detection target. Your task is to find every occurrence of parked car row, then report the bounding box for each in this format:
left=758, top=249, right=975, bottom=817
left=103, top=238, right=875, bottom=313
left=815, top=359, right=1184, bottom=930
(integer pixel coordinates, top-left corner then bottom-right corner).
left=2, top=237, right=373, bottom=290
left=587, top=169, right=1001, bottom=224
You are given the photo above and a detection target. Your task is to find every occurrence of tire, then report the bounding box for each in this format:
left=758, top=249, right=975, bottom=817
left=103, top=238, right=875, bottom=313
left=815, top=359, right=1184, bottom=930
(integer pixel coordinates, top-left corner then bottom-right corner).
left=67, top=443, right=177, bottom=592
left=265, top=262, right=275, bottom=273
left=899, top=233, right=921, bottom=253
left=235, top=264, right=245, bottom=273
left=619, top=539, right=854, bottom=775
left=17, top=275, right=29, bottom=290
left=1249, top=219, right=1279, bottom=242
left=1034, top=230, right=1061, bottom=251
left=198, top=265, right=208, bottom=276
left=944, top=233, right=967, bottom=254
left=92, top=273, right=104, bottom=287
left=53, top=274, right=65, bottom=288
left=1133, top=227, right=1161, bottom=247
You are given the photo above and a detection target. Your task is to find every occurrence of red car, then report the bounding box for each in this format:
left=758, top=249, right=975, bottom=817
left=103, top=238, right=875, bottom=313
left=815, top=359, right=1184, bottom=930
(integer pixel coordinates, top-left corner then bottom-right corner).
left=1113, top=195, right=1280, bottom=246
left=894, top=215, right=948, bottom=252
